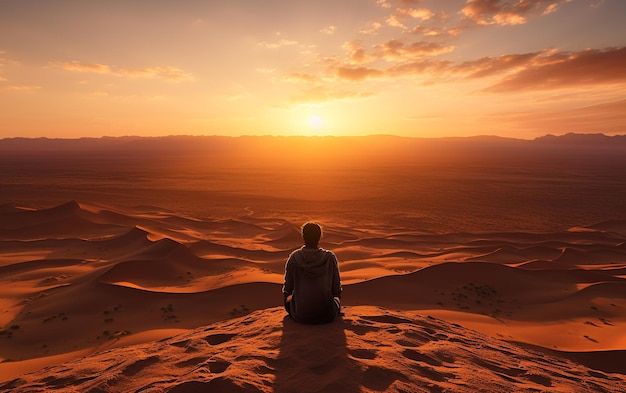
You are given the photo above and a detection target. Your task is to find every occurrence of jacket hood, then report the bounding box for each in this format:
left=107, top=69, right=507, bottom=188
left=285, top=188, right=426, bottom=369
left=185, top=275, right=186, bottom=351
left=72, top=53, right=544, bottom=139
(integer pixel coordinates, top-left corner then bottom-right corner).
left=292, top=246, right=332, bottom=277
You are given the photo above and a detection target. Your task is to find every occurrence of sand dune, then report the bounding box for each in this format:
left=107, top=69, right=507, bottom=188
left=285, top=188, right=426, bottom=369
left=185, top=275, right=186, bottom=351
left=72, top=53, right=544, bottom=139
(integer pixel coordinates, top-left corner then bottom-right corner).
left=2, top=307, right=624, bottom=392
left=1, top=200, right=625, bottom=390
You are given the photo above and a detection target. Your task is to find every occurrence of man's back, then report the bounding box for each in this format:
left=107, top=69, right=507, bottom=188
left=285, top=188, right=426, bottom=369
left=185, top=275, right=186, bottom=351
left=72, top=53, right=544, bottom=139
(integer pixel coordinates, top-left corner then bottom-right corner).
left=282, top=222, right=342, bottom=324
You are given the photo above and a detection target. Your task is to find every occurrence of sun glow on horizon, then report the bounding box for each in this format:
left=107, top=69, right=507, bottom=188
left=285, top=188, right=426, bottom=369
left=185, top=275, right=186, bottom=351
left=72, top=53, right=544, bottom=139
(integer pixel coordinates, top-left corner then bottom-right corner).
left=308, top=114, right=323, bottom=130
left=0, top=2, right=625, bottom=139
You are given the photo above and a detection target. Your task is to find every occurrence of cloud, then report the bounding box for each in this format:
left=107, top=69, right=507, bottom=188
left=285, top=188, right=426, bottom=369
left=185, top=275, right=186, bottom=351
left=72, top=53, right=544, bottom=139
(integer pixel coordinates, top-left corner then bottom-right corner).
left=256, top=68, right=276, bottom=74
left=461, top=0, right=572, bottom=25
left=376, top=40, right=455, bottom=61
left=283, top=72, right=323, bottom=84
left=397, top=7, right=435, bottom=20
left=386, top=8, right=436, bottom=29
left=343, top=40, right=375, bottom=65
left=279, top=1, right=620, bottom=104
left=386, top=14, right=406, bottom=29
left=335, top=67, right=385, bottom=82
left=360, top=22, right=383, bottom=35
left=453, top=52, right=540, bottom=78
left=387, top=59, right=451, bottom=78
left=51, top=61, right=194, bottom=81
left=52, top=61, right=111, bottom=74
left=290, top=85, right=374, bottom=104
left=320, top=26, right=336, bottom=35
left=6, top=85, right=42, bottom=91
left=116, top=66, right=194, bottom=81
left=486, top=47, right=626, bottom=91
left=412, top=25, right=463, bottom=37
left=328, top=45, right=626, bottom=93
left=257, top=38, right=298, bottom=49
left=377, top=0, right=425, bottom=7
left=339, top=39, right=454, bottom=69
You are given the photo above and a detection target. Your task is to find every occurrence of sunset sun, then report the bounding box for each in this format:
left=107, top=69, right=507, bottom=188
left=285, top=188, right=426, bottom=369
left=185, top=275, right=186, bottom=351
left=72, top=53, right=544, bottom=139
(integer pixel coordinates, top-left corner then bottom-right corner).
left=308, top=114, right=323, bottom=129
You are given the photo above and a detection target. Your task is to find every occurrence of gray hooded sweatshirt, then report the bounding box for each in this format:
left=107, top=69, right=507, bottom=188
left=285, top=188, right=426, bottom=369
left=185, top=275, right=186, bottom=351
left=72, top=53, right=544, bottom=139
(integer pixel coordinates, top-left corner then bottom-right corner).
left=282, top=246, right=342, bottom=323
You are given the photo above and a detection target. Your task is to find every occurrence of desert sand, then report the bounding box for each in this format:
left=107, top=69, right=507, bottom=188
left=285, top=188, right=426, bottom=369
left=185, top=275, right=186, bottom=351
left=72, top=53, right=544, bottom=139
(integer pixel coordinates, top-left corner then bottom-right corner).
left=1, top=135, right=625, bottom=392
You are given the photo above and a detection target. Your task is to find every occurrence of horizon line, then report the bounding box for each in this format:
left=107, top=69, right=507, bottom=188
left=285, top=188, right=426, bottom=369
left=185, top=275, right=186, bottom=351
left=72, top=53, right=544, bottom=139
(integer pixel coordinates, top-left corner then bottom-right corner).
left=1, top=132, right=624, bottom=142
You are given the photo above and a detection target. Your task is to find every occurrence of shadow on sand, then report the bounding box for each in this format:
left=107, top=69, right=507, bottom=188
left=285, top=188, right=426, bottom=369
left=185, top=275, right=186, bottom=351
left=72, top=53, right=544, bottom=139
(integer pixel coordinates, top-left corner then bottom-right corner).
left=272, top=315, right=360, bottom=393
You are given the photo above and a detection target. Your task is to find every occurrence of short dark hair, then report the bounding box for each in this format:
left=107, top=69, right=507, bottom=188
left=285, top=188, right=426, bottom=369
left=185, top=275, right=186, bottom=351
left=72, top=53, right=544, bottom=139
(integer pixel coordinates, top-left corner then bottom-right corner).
left=302, top=222, right=322, bottom=248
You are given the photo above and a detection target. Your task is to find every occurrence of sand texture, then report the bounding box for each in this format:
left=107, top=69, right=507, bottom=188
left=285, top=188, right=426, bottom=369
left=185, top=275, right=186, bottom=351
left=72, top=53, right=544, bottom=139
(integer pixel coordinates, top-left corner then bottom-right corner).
left=0, top=201, right=625, bottom=391
left=1, top=135, right=626, bottom=391
left=3, top=306, right=626, bottom=393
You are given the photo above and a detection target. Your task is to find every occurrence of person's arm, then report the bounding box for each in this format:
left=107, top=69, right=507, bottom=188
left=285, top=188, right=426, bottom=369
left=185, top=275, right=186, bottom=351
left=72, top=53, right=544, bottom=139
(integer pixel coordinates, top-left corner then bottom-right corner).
left=282, top=255, right=294, bottom=297
left=331, top=253, right=342, bottom=298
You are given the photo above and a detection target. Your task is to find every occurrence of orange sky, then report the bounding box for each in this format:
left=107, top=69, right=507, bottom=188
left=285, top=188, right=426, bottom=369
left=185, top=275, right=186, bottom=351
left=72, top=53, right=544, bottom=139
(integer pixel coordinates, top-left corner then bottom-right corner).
left=1, top=0, right=625, bottom=139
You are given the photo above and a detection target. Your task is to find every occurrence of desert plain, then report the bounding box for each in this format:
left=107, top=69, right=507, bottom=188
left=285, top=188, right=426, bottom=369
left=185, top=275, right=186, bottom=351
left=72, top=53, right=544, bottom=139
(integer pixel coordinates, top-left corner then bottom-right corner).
left=1, top=134, right=625, bottom=392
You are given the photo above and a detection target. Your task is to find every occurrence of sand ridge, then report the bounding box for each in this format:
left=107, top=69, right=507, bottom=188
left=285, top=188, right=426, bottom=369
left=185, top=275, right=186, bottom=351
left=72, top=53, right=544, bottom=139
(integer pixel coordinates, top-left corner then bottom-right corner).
left=2, top=306, right=625, bottom=392
left=1, top=200, right=626, bottom=387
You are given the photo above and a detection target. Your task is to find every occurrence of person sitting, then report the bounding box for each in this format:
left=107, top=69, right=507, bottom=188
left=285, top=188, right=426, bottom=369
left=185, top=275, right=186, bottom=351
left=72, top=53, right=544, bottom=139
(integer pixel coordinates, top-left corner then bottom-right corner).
left=282, top=222, right=342, bottom=324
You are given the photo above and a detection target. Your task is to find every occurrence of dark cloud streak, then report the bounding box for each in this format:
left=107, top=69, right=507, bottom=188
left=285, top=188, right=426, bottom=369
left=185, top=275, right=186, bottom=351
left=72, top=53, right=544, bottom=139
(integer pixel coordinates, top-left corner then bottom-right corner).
left=487, top=47, right=626, bottom=91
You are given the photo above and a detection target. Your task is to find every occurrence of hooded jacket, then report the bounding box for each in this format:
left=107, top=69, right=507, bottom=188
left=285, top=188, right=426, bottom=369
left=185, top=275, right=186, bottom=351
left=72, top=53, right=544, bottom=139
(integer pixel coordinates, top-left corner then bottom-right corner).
left=282, top=246, right=342, bottom=323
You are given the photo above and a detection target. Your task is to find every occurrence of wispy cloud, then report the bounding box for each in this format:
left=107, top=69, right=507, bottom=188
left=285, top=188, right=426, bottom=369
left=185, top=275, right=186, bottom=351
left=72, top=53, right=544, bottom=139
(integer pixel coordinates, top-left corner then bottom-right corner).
left=386, top=10, right=440, bottom=30
left=375, top=40, right=455, bottom=61
left=461, top=0, right=573, bottom=26
left=320, top=25, right=336, bottom=35
left=290, top=85, right=374, bottom=104
left=283, top=72, right=323, bottom=84
left=116, top=66, right=194, bottom=81
left=360, top=22, right=383, bottom=35
left=52, top=61, right=111, bottom=74
left=486, top=47, right=626, bottom=91
left=6, top=85, right=42, bottom=91
left=336, top=67, right=385, bottom=82
left=378, top=0, right=426, bottom=8
left=257, top=33, right=298, bottom=49
left=51, top=61, right=194, bottom=81
left=340, top=39, right=454, bottom=67
left=329, top=46, right=626, bottom=92
left=343, top=40, right=376, bottom=65
left=281, top=0, right=618, bottom=106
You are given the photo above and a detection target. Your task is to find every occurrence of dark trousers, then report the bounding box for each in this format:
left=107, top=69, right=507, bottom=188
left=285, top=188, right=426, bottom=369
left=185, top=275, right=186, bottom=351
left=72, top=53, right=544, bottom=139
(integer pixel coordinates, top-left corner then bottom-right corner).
left=284, top=296, right=341, bottom=324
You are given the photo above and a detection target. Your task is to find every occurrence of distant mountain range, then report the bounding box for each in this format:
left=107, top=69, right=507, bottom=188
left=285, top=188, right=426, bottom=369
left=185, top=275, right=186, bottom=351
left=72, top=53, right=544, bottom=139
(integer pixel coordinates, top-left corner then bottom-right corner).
left=533, top=132, right=626, bottom=145
left=1, top=134, right=624, bottom=170
left=1, top=133, right=625, bottom=151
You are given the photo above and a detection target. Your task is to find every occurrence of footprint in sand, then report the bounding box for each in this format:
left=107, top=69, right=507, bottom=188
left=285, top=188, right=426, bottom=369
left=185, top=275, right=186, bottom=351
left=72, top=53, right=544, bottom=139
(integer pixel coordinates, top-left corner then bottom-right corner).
left=205, top=333, right=237, bottom=345
left=401, top=349, right=442, bottom=367
left=169, top=339, right=190, bottom=348
left=473, top=357, right=527, bottom=378
left=403, top=330, right=434, bottom=345
left=121, top=355, right=160, bottom=377
left=344, top=321, right=379, bottom=336
left=207, top=360, right=231, bottom=373
left=168, top=376, right=263, bottom=393
left=174, top=356, right=206, bottom=368
left=361, top=365, right=407, bottom=392
left=169, top=338, right=201, bottom=353
left=348, top=348, right=378, bottom=360
left=361, top=315, right=413, bottom=324
left=409, top=363, right=454, bottom=383
left=526, top=373, right=552, bottom=387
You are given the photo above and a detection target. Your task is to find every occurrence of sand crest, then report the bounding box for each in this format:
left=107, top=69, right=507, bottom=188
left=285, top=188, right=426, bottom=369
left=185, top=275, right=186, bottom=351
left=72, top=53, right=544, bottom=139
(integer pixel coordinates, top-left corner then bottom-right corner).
left=2, top=307, right=625, bottom=393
